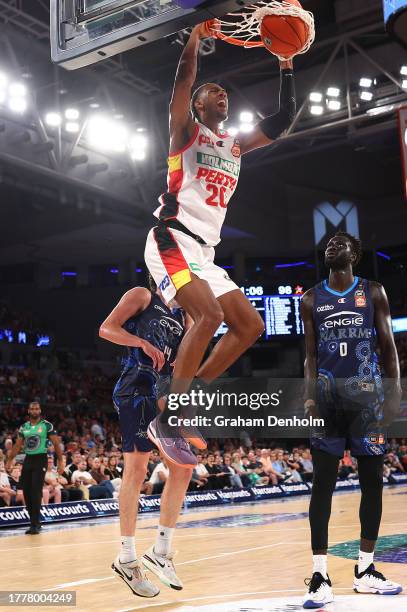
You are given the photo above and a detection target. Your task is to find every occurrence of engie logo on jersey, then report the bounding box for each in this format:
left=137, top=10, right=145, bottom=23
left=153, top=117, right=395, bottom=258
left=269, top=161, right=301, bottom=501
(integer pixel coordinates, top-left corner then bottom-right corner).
left=323, top=310, right=364, bottom=328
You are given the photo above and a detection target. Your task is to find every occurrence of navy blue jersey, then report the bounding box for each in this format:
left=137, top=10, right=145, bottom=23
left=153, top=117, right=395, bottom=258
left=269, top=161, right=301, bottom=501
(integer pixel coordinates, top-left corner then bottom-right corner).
left=113, top=293, right=185, bottom=399
left=313, top=277, right=383, bottom=406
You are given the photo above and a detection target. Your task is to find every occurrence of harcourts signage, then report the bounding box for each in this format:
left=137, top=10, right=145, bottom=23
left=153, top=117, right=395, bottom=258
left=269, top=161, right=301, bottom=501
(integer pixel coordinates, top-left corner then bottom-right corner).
left=0, top=479, right=403, bottom=527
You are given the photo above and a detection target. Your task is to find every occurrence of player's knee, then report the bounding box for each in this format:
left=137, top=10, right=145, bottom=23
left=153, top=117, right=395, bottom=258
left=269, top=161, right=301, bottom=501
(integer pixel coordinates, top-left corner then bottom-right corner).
left=239, top=311, right=264, bottom=342
left=198, top=307, right=224, bottom=335
left=250, top=312, right=265, bottom=339
left=123, top=463, right=147, bottom=486
left=169, top=464, right=193, bottom=483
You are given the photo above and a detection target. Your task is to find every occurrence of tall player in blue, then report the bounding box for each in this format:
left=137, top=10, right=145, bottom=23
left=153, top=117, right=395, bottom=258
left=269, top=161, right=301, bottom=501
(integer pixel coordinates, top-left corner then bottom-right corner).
left=99, top=278, right=193, bottom=598
left=301, top=231, right=402, bottom=608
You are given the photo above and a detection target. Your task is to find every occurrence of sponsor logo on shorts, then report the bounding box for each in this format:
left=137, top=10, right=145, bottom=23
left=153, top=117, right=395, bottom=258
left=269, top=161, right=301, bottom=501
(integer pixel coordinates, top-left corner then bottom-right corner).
left=189, top=262, right=201, bottom=272
left=317, top=304, right=334, bottom=312
left=159, top=275, right=170, bottom=291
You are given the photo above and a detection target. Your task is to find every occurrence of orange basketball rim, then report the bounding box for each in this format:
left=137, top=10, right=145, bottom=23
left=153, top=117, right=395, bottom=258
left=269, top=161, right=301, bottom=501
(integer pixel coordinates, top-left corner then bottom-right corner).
left=203, top=0, right=315, bottom=60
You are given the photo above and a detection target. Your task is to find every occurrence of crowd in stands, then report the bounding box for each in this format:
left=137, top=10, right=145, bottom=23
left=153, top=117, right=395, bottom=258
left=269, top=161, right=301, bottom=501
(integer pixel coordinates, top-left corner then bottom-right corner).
left=1, top=435, right=406, bottom=508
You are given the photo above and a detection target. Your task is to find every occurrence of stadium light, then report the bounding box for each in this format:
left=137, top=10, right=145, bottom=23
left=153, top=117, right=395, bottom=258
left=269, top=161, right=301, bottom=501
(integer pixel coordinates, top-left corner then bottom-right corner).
left=310, top=105, right=324, bottom=115
left=7, top=81, right=28, bottom=114
left=227, top=126, right=239, bottom=137
left=129, top=133, right=148, bottom=161
left=359, top=77, right=372, bottom=88
left=65, top=108, right=80, bottom=120
left=327, top=99, right=341, bottom=111
left=239, top=122, right=254, bottom=133
left=9, top=97, right=27, bottom=113
left=309, top=92, right=322, bottom=103
left=326, top=87, right=340, bottom=97
left=45, top=112, right=62, bottom=127
left=360, top=90, right=373, bottom=101
left=9, top=82, right=27, bottom=98
left=65, top=121, right=80, bottom=133
left=239, top=111, right=254, bottom=123
left=400, top=65, right=407, bottom=76
left=402, top=79, right=407, bottom=90
left=87, top=115, right=128, bottom=153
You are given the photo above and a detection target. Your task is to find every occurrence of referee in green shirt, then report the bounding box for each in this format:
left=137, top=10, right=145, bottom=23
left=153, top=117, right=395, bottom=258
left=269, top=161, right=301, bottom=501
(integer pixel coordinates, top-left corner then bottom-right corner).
left=6, top=401, right=63, bottom=534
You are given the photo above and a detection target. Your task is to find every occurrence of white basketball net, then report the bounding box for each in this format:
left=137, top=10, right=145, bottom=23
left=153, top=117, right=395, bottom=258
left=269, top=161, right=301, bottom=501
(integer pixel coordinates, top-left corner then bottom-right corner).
left=214, top=1, right=315, bottom=60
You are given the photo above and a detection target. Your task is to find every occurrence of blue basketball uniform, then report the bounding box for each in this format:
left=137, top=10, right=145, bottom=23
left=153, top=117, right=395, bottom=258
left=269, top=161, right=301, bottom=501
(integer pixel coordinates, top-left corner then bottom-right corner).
left=311, top=277, right=386, bottom=457
left=113, top=292, right=185, bottom=452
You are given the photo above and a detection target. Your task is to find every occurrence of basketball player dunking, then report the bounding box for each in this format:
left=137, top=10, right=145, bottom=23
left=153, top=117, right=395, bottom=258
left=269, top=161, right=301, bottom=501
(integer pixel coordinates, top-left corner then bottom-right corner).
left=145, top=21, right=296, bottom=465
left=301, top=232, right=403, bottom=608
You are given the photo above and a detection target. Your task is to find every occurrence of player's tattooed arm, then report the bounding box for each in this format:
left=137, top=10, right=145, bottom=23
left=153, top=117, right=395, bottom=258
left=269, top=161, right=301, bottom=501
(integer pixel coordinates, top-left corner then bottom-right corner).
left=370, top=281, right=402, bottom=424
left=99, top=288, right=165, bottom=371
left=169, top=24, right=208, bottom=153
left=301, top=289, right=318, bottom=415
left=240, top=58, right=295, bottom=155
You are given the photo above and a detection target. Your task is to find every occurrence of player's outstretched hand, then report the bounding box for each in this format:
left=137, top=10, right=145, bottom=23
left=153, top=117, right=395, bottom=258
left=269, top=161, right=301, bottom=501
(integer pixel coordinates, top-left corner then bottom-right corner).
left=193, top=19, right=221, bottom=40
left=139, top=339, right=165, bottom=371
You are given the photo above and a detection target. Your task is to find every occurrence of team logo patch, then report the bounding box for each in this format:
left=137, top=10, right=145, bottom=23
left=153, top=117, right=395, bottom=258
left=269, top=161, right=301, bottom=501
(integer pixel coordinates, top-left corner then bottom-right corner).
left=355, top=289, right=366, bottom=307
left=231, top=138, right=241, bottom=158
left=367, top=433, right=385, bottom=444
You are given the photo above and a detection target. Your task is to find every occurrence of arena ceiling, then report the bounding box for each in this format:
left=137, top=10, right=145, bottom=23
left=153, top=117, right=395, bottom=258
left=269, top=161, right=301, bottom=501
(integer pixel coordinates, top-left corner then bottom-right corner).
left=0, top=0, right=406, bottom=266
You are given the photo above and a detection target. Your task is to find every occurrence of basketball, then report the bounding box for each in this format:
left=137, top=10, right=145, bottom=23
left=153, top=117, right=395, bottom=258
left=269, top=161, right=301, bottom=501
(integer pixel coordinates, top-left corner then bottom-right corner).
left=260, top=0, right=309, bottom=59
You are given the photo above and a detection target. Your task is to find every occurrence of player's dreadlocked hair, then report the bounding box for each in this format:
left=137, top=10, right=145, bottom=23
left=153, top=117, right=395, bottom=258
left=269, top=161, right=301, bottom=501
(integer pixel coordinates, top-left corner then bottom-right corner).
left=148, top=272, right=157, bottom=293
left=334, top=231, right=363, bottom=266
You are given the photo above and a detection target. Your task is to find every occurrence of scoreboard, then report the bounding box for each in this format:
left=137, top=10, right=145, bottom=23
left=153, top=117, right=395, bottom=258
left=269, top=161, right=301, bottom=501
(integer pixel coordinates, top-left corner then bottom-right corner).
left=214, top=285, right=305, bottom=339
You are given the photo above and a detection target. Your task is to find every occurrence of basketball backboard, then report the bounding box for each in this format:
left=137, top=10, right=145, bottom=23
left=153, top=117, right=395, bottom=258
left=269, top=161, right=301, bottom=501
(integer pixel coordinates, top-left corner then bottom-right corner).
left=51, top=0, right=254, bottom=70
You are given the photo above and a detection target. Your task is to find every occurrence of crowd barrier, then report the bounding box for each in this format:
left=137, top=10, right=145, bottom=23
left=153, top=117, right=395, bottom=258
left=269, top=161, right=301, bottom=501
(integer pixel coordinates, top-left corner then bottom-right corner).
left=1, top=474, right=406, bottom=528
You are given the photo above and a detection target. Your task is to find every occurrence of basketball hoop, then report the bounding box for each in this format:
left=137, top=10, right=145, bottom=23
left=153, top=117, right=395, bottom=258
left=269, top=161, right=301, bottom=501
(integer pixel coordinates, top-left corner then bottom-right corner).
left=206, top=1, right=315, bottom=61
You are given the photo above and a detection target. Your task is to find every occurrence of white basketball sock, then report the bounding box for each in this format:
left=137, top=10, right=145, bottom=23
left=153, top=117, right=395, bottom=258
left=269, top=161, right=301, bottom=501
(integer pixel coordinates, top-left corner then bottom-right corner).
left=358, top=550, right=374, bottom=573
left=154, top=524, right=174, bottom=557
left=120, top=536, right=137, bottom=563
left=312, top=554, right=328, bottom=579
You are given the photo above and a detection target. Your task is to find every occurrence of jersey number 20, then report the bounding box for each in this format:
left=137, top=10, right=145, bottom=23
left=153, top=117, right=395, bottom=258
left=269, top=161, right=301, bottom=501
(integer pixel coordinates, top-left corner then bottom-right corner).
left=206, top=185, right=227, bottom=208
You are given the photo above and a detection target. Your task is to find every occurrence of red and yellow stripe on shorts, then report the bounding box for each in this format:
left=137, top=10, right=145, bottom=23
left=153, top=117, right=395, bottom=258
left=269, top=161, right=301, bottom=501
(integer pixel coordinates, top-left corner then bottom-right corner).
left=153, top=223, right=192, bottom=292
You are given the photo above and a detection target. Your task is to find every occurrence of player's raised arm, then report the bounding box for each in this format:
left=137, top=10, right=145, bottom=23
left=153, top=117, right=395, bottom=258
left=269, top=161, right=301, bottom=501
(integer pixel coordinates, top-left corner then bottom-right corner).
left=370, top=281, right=402, bottom=424
left=169, top=25, right=206, bottom=153
left=300, top=289, right=318, bottom=414
left=240, top=58, right=296, bottom=155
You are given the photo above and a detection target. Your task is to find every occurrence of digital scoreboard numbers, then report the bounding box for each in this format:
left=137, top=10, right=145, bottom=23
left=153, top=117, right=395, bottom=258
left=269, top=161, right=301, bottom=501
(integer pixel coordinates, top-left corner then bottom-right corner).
left=214, top=285, right=305, bottom=339
left=264, top=295, right=303, bottom=337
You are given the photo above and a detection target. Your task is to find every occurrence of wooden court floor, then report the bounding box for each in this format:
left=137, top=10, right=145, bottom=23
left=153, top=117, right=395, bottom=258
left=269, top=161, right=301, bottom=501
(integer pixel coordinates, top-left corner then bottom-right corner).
left=0, top=486, right=406, bottom=612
